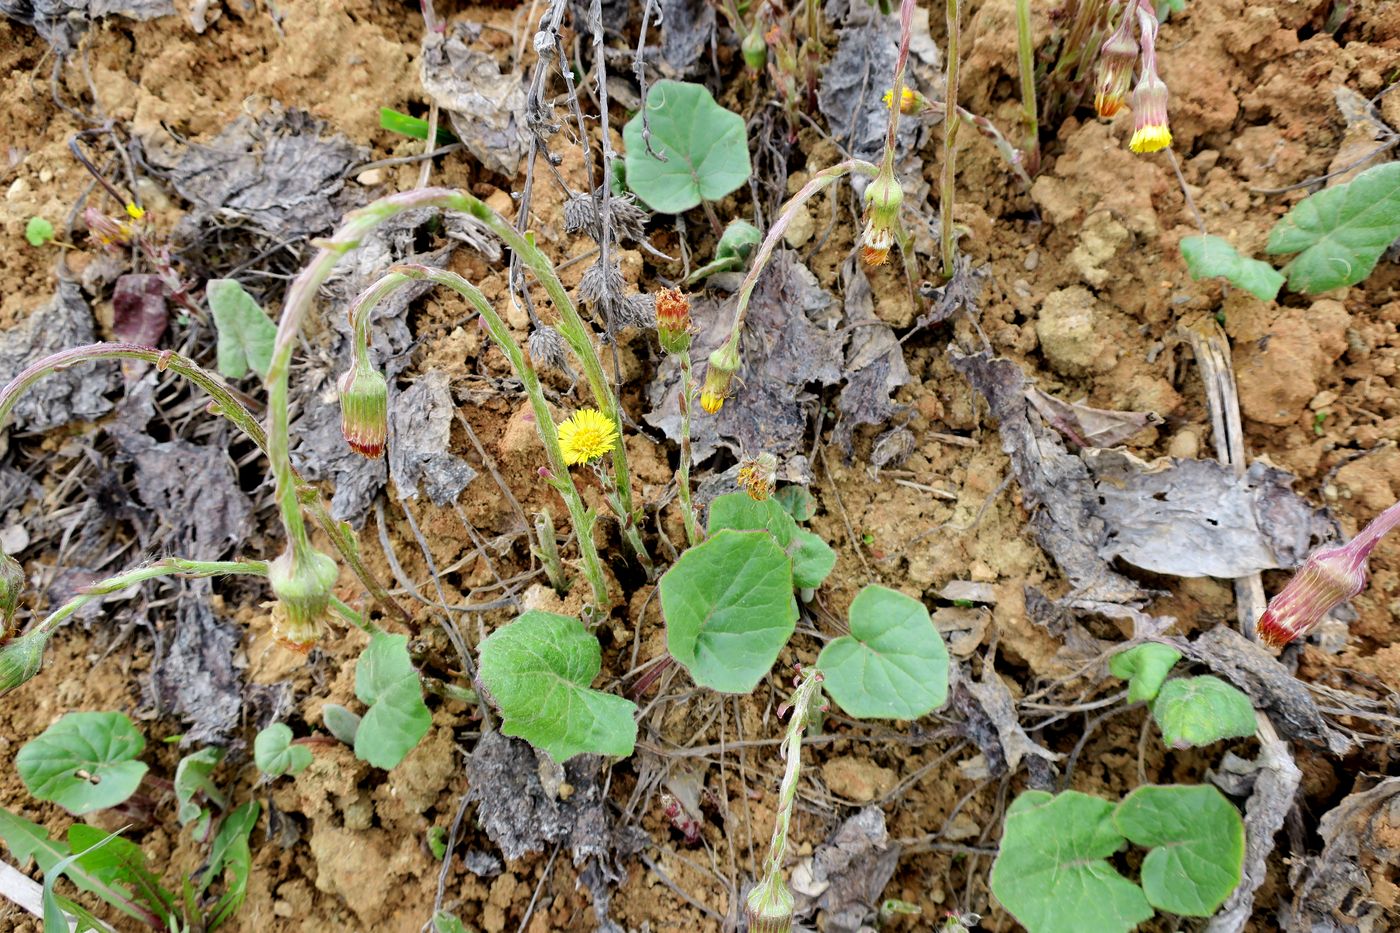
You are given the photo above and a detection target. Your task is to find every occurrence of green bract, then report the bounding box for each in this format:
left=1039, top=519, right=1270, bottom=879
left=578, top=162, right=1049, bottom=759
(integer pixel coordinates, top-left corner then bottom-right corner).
left=207, top=278, right=278, bottom=380
left=623, top=80, right=752, bottom=213
left=477, top=610, right=638, bottom=763
left=1114, top=784, right=1246, bottom=916
left=990, top=790, right=1152, bottom=933
left=1179, top=235, right=1284, bottom=301
left=1266, top=162, right=1400, bottom=293
left=817, top=585, right=949, bottom=719
left=354, top=632, right=432, bottom=769
left=16, top=711, right=149, bottom=815
left=1108, top=643, right=1182, bottom=703
left=1151, top=675, right=1256, bottom=748
left=661, top=529, right=798, bottom=693
left=253, top=723, right=311, bottom=777
left=706, top=491, right=836, bottom=590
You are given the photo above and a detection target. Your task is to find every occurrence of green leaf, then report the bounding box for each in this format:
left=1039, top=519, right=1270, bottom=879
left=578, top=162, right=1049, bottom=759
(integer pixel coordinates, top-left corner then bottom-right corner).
left=622, top=80, right=752, bottom=213
left=1151, top=675, right=1256, bottom=748
left=44, top=832, right=121, bottom=933
left=353, top=632, right=432, bottom=769
left=1266, top=162, right=1400, bottom=293
left=25, top=217, right=55, bottom=247
left=774, top=485, right=817, bottom=522
left=661, top=529, right=798, bottom=693
left=817, top=585, right=949, bottom=719
left=207, top=279, right=277, bottom=380
left=0, top=808, right=136, bottom=925
left=477, top=611, right=637, bottom=763
left=67, top=825, right=174, bottom=922
left=1179, top=235, right=1284, bottom=300
left=253, top=723, right=311, bottom=777
left=1155, top=0, right=1186, bottom=21
left=16, top=712, right=148, bottom=815
left=1108, top=643, right=1183, bottom=703
left=203, top=801, right=258, bottom=928
left=433, top=911, right=471, bottom=933
left=990, top=790, right=1153, bottom=933
left=379, top=107, right=457, bottom=144
left=707, top=492, right=834, bottom=590
left=715, top=219, right=761, bottom=263
left=790, top=528, right=836, bottom=590
left=322, top=703, right=362, bottom=745
left=1114, top=784, right=1246, bottom=916
left=174, top=747, right=226, bottom=826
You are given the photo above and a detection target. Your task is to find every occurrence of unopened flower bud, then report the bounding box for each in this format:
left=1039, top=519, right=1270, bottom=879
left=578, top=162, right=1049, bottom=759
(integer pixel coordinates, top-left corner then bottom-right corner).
left=1257, top=501, right=1400, bottom=649
left=338, top=359, right=389, bottom=459
left=654, top=288, right=692, bottom=356
left=0, top=628, right=48, bottom=693
left=738, top=452, right=778, bottom=501
left=700, top=343, right=741, bottom=414
left=882, top=86, right=928, bottom=115
left=1128, top=71, right=1172, bottom=153
left=1094, top=16, right=1138, bottom=118
left=860, top=167, right=903, bottom=267
left=745, top=872, right=795, bottom=933
left=0, top=552, right=23, bottom=637
left=268, top=547, right=339, bottom=652
left=742, top=22, right=768, bottom=72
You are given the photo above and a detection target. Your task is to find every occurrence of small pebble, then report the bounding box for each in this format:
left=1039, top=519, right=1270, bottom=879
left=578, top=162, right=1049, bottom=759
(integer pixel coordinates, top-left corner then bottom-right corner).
left=1167, top=429, right=1199, bottom=460
left=356, top=168, right=385, bottom=186
left=1023, top=250, right=1039, bottom=271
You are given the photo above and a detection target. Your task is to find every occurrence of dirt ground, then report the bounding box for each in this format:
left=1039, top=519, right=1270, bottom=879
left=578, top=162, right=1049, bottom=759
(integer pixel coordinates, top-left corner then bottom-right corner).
left=1, top=0, right=1399, bottom=930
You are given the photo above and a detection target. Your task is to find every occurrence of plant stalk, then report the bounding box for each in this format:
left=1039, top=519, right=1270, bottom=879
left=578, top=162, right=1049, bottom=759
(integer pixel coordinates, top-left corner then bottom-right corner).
left=676, top=352, right=701, bottom=547
left=1015, top=0, right=1041, bottom=175
left=940, top=0, right=963, bottom=279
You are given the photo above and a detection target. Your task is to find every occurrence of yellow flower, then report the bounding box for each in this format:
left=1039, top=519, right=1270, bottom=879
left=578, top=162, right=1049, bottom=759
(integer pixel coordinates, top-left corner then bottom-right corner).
left=1129, top=124, right=1173, bottom=153
left=558, top=408, right=618, bottom=465
left=699, top=389, right=725, bottom=414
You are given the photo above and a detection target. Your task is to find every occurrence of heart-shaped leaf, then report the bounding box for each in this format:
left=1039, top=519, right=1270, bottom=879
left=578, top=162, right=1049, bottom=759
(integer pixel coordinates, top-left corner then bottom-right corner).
left=253, top=723, right=311, bottom=777
left=1109, top=643, right=1182, bottom=703
left=707, top=492, right=836, bottom=591
left=661, top=529, right=797, bottom=693
left=477, top=610, right=637, bottom=763
left=990, top=790, right=1153, bottom=933
left=207, top=278, right=277, bottom=380
left=1151, top=675, right=1256, bottom=748
left=354, top=632, right=432, bottom=769
left=774, top=485, right=817, bottom=522
left=817, top=585, right=949, bottom=719
left=16, top=712, right=148, bottom=815
left=1180, top=235, right=1284, bottom=301
left=1266, top=162, right=1400, bottom=293
left=1114, top=784, right=1246, bottom=916
left=623, top=80, right=752, bottom=213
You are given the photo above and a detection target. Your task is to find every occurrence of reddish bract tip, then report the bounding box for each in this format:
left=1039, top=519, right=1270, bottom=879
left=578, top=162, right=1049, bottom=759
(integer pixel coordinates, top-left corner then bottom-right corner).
left=345, top=436, right=385, bottom=459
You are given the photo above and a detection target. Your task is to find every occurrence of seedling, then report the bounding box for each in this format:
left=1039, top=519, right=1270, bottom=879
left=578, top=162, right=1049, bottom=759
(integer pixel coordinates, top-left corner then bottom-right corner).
left=1108, top=643, right=1256, bottom=747
left=622, top=80, right=752, bottom=215
left=253, top=723, right=312, bottom=778
left=207, top=278, right=278, bottom=380
left=24, top=216, right=55, bottom=247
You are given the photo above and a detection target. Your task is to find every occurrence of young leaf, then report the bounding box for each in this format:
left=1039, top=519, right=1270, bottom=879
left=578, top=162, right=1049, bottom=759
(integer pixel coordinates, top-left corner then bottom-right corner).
left=353, top=632, right=432, bottom=769
left=715, top=218, right=761, bottom=262
left=1179, top=235, right=1284, bottom=301
left=433, top=911, right=470, bottom=933
left=253, top=723, right=311, bottom=777
left=207, top=278, right=277, bottom=380
left=774, top=485, right=817, bottom=522
left=1151, top=675, right=1256, bottom=748
left=707, top=492, right=834, bottom=590
left=477, top=610, right=637, bottom=763
left=1266, top=162, right=1400, bottom=293
left=174, top=747, right=227, bottom=826
left=203, top=801, right=259, bottom=928
left=661, top=529, right=798, bottom=693
left=989, top=790, right=1152, bottom=933
left=0, top=807, right=147, bottom=924
left=817, top=585, right=949, bottom=719
left=622, top=80, right=752, bottom=213
left=16, top=711, right=149, bottom=815
left=25, top=217, right=55, bottom=247
left=790, top=528, right=836, bottom=590
left=1108, top=643, right=1182, bottom=703
left=322, top=703, right=362, bottom=745
left=1114, top=784, right=1246, bottom=916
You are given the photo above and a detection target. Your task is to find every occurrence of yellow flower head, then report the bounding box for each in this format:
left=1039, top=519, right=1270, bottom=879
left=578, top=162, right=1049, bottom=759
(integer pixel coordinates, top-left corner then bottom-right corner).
left=1127, top=72, right=1172, bottom=154
left=558, top=408, right=618, bottom=465
left=1129, top=123, right=1173, bottom=153
left=882, top=86, right=922, bottom=114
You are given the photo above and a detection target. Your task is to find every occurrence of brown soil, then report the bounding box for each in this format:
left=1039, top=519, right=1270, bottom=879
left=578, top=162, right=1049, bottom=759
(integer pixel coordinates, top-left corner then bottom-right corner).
left=2, top=0, right=1399, bottom=931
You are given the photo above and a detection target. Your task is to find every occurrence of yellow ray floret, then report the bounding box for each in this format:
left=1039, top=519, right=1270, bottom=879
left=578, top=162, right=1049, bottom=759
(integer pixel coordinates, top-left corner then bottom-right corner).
left=558, top=408, right=619, bottom=465
left=1129, top=124, right=1172, bottom=154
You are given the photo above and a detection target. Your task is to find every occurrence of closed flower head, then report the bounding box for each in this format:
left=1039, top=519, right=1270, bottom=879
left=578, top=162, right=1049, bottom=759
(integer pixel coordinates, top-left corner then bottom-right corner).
left=860, top=167, right=903, bottom=267
left=654, top=288, right=692, bottom=356
left=558, top=408, right=618, bottom=465
left=268, top=546, right=339, bottom=652
left=882, top=86, right=927, bottom=115
left=745, top=871, right=795, bottom=933
left=338, top=359, right=389, bottom=459
left=1094, top=16, right=1138, bottom=118
left=1128, top=72, right=1172, bottom=152
left=700, top=343, right=741, bottom=414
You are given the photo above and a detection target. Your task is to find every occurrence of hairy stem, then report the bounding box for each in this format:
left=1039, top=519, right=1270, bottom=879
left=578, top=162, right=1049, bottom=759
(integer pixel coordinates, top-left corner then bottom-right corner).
left=940, top=0, right=963, bottom=279
left=756, top=669, right=825, bottom=882
left=1015, top=0, right=1040, bottom=174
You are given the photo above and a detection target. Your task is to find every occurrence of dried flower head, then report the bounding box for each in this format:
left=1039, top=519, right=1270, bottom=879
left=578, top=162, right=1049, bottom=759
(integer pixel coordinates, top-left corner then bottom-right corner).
left=738, top=452, right=779, bottom=501
left=700, top=343, right=741, bottom=414
left=527, top=325, right=573, bottom=375
left=338, top=359, right=389, bottom=458
left=1094, top=15, right=1138, bottom=118
left=558, top=408, right=619, bottom=465
left=860, top=168, right=903, bottom=266
left=655, top=288, right=692, bottom=355
left=616, top=293, right=656, bottom=330
left=578, top=260, right=625, bottom=309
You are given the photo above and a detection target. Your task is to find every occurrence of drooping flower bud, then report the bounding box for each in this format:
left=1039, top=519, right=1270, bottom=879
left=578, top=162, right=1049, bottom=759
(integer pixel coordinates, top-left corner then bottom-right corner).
left=742, top=22, right=768, bottom=72
left=738, top=452, right=778, bottom=501
left=0, top=628, right=48, bottom=693
left=338, top=359, right=389, bottom=458
left=700, top=343, right=741, bottom=414
left=0, top=552, right=23, bottom=638
left=859, top=166, right=903, bottom=267
left=1257, top=501, right=1400, bottom=649
left=268, top=546, right=339, bottom=652
left=745, top=871, right=795, bottom=933
left=1094, top=15, right=1138, bottom=118
left=654, top=288, right=692, bottom=356
left=1127, top=71, right=1172, bottom=153
left=83, top=207, right=135, bottom=249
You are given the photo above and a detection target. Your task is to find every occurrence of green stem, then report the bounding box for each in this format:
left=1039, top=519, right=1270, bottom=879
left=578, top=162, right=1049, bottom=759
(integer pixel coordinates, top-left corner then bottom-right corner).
left=390, top=264, right=610, bottom=611
left=941, top=0, right=963, bottom=279
left=0, top=343, right=412, bottom=626
left=675, top=352, right=701, bottom=547
left=1015, top=0, right=1041, bottom=175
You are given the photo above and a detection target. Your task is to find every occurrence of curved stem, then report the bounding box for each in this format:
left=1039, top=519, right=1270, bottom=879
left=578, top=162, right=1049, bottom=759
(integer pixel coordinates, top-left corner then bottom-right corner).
left=390, top=264, right=610, bottom=611
left=0, top=343, right=412, bottom=626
